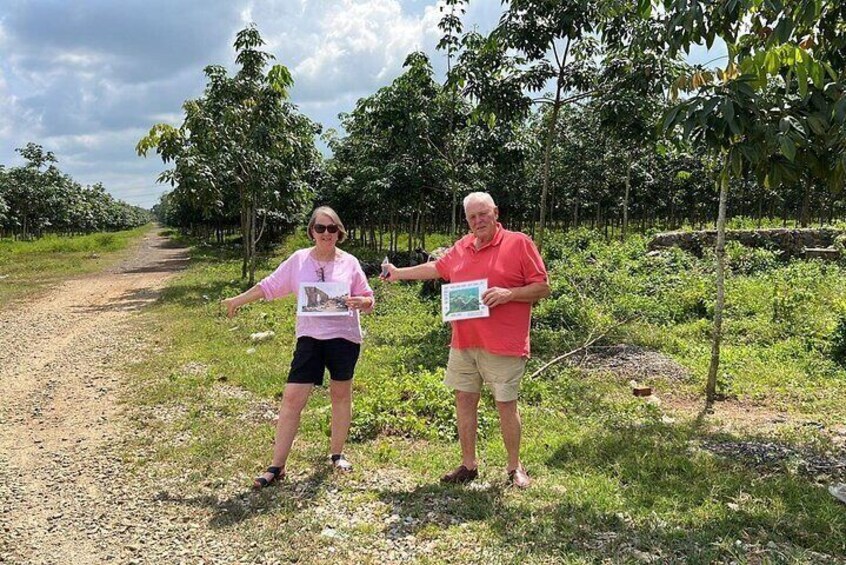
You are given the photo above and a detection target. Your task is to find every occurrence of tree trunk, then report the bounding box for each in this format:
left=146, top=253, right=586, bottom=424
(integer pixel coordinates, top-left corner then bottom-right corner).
left=420, top=211, right=426, bottom=251
left=248, top=202, right=257, bottom=286
left=240, top=187, right=248, bottom=280
left=451, top=182, right=458, bottom=236
left=622, top=151, right=632, bottom=241
left=538, top=93, right=563, bottom=253
left=706, top=167, right=729, bottom=403
left=537, top=43, right=570, bottom=252
left=800, top=178, right=812, bottom=228
left=408, top=214, right=413, bottom=256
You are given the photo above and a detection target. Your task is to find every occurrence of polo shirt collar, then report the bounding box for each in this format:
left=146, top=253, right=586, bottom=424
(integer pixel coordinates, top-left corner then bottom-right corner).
left=465, top=222, right=504, bottom=251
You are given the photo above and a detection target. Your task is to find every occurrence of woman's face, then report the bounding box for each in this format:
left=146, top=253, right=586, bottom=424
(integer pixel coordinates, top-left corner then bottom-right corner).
left=312, top=213, right=339, bottom=251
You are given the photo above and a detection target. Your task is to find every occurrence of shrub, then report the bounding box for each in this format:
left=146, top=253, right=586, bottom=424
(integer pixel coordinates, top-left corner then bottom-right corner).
left=350, top=368, right=496, bottom=441
left=724, top=241, right=779, bottom=276
left=829, top=314, right=846, bottom=367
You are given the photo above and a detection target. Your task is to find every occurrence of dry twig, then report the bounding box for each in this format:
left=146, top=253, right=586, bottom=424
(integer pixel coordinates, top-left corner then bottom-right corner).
left=529, top=316, right=639, bottom=379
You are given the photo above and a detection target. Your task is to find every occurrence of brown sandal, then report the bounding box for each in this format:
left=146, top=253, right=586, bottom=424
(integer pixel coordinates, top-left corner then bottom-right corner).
left=508, top=466, right=531, bottom=489
left=440, top=465, right=478, bottom=484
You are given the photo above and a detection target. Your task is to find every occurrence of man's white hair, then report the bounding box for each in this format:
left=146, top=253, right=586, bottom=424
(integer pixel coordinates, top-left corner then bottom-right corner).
left=462, top=192, right=496, bottom=211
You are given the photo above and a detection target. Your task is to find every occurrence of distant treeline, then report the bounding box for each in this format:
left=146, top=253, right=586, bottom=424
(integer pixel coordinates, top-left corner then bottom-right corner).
left=0, top=143, right=151, bottom=240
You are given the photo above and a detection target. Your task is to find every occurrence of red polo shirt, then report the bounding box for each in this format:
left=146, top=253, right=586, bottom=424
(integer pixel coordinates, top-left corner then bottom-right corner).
left=435, top=224, right=548, bottom=357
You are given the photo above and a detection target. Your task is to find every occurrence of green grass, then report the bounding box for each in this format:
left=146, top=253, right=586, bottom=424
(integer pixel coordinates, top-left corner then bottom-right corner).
left=0, top=225, right=153, bottom=304
left=125, top=230, right=846, bottom=563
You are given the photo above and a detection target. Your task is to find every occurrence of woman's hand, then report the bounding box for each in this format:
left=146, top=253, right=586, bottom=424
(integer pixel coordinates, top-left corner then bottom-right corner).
left=345, top=296, right=373, bottom=311
left=221, top=297, right=240, bottom=318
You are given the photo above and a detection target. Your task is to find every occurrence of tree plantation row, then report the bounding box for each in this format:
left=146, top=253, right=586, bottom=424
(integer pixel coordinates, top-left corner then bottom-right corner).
left=144, top=1, right=845, bottom=264
left=0, top=143, right=152, bottom=240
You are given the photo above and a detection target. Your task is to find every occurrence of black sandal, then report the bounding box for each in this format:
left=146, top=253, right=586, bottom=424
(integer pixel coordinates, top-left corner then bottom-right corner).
left=253, top=466, right=284, bottom=489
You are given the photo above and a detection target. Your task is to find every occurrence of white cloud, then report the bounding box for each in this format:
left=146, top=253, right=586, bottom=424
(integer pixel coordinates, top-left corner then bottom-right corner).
left=52, top=49, right=110, bottom=69
left=0, top=1, right=502, bottom=207
left=282, top=0, right=442, bottom=100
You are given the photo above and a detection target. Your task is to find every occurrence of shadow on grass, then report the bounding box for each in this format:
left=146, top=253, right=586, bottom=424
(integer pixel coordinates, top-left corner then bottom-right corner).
left=153, top=460, right=333, bottom=529
left=493, top=422, right=846, bottom=561
left=155, top=279, right=241, bottom=309
left=119, top=256, right=191, bottom=275
left=375, top=482, right=506, bottom=537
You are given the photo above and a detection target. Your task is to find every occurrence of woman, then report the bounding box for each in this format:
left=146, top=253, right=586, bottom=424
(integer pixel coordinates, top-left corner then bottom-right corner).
left=222, top=206, right=374, bottom=488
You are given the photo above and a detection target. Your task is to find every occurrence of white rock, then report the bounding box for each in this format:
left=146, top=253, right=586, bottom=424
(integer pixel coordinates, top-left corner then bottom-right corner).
left=250, top=331, right=276, bottom=342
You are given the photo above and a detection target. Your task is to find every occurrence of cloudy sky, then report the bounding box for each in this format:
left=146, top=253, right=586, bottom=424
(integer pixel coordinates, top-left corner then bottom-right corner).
left=0, top=1, right=723, bottom=209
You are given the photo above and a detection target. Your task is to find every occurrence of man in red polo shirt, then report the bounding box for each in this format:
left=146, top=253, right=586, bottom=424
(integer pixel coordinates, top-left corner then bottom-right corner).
left=383, top=192, right=549, bottom=488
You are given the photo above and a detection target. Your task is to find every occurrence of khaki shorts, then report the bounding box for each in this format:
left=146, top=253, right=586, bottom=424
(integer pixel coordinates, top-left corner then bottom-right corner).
left=444, top=348, right=527, bottom=402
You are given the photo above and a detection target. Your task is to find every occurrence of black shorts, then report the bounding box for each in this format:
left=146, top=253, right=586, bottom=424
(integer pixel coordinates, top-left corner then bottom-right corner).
left=287, top=336, right=361, bottom=386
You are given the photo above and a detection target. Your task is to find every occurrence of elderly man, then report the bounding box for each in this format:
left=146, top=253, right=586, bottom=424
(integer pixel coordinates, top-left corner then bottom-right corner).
left=384, top=192, right=549, bottom=488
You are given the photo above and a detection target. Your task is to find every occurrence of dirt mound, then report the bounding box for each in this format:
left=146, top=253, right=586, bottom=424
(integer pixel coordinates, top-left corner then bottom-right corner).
left=575, top=344, right=691, bottom=382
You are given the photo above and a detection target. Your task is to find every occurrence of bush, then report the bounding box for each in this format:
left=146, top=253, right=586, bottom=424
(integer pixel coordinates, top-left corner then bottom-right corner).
left=829, top=315, right=846, bottom=366
left=724, top=241, right=779, bottom=276
left=350, top=368, right=496, bottom=441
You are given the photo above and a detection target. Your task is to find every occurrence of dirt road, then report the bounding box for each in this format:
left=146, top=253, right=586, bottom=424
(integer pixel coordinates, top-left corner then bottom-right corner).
left=0, top=231, right=191, bottom=564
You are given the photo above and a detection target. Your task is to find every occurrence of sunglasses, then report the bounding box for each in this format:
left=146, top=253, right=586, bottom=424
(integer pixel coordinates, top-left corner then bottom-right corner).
left=313, top=223, right=339, bottom=234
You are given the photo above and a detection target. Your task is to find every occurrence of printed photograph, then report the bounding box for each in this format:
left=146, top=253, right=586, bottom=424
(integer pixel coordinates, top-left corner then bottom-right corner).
left=297, top=282, right=351, bottom=317
left=441, top=279, right=489, bottom=322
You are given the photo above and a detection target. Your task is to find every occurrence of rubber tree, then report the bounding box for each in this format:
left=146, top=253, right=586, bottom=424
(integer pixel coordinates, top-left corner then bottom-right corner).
left=596, top=43, right=683, bottom=239
left=138, top=25, right=320, bottom=285
left=658, top=0, right=846, bottom=402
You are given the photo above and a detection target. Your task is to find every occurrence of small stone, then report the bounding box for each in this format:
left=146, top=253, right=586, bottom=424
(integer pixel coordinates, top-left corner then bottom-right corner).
left=250, top=331, right=276, bottom=342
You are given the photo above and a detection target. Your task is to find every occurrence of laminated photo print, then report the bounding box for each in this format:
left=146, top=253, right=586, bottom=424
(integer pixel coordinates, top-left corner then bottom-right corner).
left=441, top=279, right=490, bottom=322
left=297, top=282, right=352, bottom=316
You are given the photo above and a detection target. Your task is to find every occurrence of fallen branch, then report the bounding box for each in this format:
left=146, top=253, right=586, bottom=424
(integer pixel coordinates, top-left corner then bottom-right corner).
left=529, top=316, right=639, bottom=379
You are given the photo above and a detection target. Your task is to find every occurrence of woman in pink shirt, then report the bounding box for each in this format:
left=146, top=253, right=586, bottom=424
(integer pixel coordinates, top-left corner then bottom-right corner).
left=221, top=206, right=374, bottom=488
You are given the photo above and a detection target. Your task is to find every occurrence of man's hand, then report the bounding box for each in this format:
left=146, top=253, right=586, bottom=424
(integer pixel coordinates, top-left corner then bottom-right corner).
left=221, top=297, right=240, bottom=318
left=482, top=287, right=513, bottom=308
left=345, top=296, right=373, bottom=311
left=380, top=263, right=399, bottom=282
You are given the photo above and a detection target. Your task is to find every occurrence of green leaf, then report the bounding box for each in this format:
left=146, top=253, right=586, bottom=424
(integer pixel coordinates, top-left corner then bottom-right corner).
left=731, top=150, right=743, bottom=177
left=795, top=59, right=808, bottom=97
left=765, top=50, right=780, bottom=75
left=721, top=99, right=734, bottom=121
left=774, top=17, right=793, bottom=43
left=810, top=61, right=824, bottom=89
left=268, top=65, right=294, bottom=97
left=834, top=96, right=846, bottom=123
left=661, top=105, right=683, bottom=132
left=779, top=136, right=796, bottom=161
left=702, top=98, right=720, bottom=117
left=823, top=62, right=837, bottom=80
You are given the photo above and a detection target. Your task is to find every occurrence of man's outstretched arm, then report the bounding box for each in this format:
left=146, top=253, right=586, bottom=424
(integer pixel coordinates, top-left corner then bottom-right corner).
left=383, top=261, right=441, bottom=282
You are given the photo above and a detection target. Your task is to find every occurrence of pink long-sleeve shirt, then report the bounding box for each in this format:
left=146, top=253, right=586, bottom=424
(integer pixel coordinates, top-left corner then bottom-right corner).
left=258, top=248, right=374, bottom=343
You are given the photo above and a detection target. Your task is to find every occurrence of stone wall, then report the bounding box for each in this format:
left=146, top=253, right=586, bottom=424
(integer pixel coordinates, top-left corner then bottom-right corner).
left=648, top=228, right=843, bottom=258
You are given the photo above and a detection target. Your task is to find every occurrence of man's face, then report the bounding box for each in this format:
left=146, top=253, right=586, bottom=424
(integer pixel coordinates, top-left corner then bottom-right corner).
left=465, top=200, right=499, bottom=242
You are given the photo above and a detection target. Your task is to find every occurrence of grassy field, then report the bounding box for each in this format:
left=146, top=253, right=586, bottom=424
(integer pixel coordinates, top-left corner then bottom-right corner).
left=0, top=225, right=152, bottom=304
left=126, top=229, right=846, bottom=563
